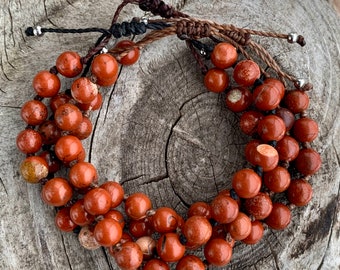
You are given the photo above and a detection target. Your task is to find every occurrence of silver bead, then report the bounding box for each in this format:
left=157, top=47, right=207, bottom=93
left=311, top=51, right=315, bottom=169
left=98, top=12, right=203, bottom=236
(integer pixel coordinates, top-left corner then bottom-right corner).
left=200, top=49, right=207, bottom=56
left=287, top=32, right=298, bottom=43
left=295, top=78, right=307, bottom=89
left=141, top=16, right=149, bottom=25
left=100, top=47, right=108, bottom=54
left=33, top=26, right=43, bottom=36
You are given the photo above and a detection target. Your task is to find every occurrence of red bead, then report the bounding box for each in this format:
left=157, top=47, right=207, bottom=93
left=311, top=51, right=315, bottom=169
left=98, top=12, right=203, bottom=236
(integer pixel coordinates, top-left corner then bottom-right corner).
left=263, top=166, right=291, bottom=193
left=275, top=108, right=295, bottom=131
left=257, top=115, right=286, bottom=142
left=125, top=192, right=152, bottom=220
left=20, top=156, right=48, bottom=183
left=187, top=202, right=212, bottom=219
left=113, top=242, right=143, bottom=269
left=284, top=90, right=309, bottom=113
left=240, top=111, right=263, bottom=136
left=276, top=135, right=300, bottom=162
left=49, top=93, right=72, bottom=112
left=204, top=68, right=229, bottom=93
left=56, top=51, right=83, bottom=78
left=129, top=218, right=153, bottom=238
left=253, top=79, right=284, bottom=111
left=91, top=54, right=119, bottom=86
left=225, top=87, right=252, bottom=112
left=33, top=70, right=60, bottom=97
left=233, top=60, right=260, bottom=87
left=156, top=233, right=185, bottom=262
left=84, top=187, right=111, bottom=215
left=211, top=195, right=239, bottom=224
left=232, top=168, right=262, bottom=198
left=204, top=238, right=232, bottom=266
left=94, top=218, right=122, bottom=246
left=77, top=92, right=103, bottom=111
left=244, top=192, right=273, bottom=220
left=176, top=255, right=205, bottom=270
left=100, top=181, right=125, bottom=208
left=287, top=179, right=313, bottom=206
left=39, top=151, right=61, bottom=174
left=55, top=135, right=84, bottom=163
left=41, top=177, right=73, bottom=206
left=182, top=216, right=212, bottom=248
left=242, top=220, right=264, bottom=245
left=104, top=210, right=125, bottom=229
left=211, top=42, right=238, bottom=69
left=70, top=116, right=93, bottom=140
left=244, top=139, right=261, bottom=165
left=16, top=129, right=42, bottom=154
left=114, top=40, right=140, bottom=65
left=54, top=103, right=83, bottom=131
left=70, top=199, right=95, bottom=226
left=265, top=203, right=291, bottom=230
left=38, top=120, right=62, bottom=145
left=143, top=259, right=170, bottom=270
left=227, top=212, right=252, bottom=240
left=71, top=77, right=98, bottom=104
left=55, top=207, right=77, bottom=232
left=295, top=148, right=321, bottom=175
left=21, top=100, right=48, bottom=125
left=253, top=144, right=279, bottom=172
left=293, top=117, right=319, bottom=142
left=152, top=207, right=179, bottom=233
left=69, top=162, right=98, bottom=189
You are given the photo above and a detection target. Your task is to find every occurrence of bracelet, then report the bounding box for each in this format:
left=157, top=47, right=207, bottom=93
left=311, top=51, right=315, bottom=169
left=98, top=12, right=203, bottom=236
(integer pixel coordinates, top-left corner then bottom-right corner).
left=17, top=0, right=321, bottom=269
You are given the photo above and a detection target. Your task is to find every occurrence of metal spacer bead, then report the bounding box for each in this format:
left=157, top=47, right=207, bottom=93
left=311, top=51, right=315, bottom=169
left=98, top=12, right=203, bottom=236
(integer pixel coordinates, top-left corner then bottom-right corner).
left=200, top=49, right=207, bottom=56
left=33, top=26, right=43, bottom=36
left=101, top=47, right=108, bottom=54
left=294, top=78, right=307, bottom=89
left=141, top=16, right=149, bottom=25
left=287, top=32, right=298, bottom=43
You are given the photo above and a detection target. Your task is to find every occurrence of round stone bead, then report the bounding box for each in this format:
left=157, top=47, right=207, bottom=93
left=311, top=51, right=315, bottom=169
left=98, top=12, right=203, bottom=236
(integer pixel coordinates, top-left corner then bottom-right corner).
left=287, top=179, right=313, bottom=206
left=244, top=192, right=273, bottom=220
left=204, top=238, right=232, bottom=267
left=233, top=60, right=260, bottom=87
left=232, top=168, right=262, bottom=198
left=263, top=166, right=291, bottom=193
left=276, top=135, right=300, bottom=162
left=211, top=42, right=238, bottom=69
left=242, top=220, right=264, bottom=245
left=253, top=144, right=279, bottom=172
left=257, top=115, right=286, bottom=142
left=56, top=51, right=83, bottom=78
left=264, top=203, right=291, bottom=230
left=240, top=111, right=263, bottom=136
left=20, top=156, right=48, bottom=183
left=284, top=90, right=309, bottom=113
left=204, top=68, right=229, bottom=93
left=295, top=148, right=322, bottom=175
left=225, top=87, right=252, bottom=112
left=293, top=117, right=319, bottom=142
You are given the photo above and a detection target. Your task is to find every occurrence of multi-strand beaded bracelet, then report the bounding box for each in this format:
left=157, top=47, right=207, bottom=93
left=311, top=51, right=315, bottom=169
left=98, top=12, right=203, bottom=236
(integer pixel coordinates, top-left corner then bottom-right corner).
left=17, top=0, right=322, bottom=269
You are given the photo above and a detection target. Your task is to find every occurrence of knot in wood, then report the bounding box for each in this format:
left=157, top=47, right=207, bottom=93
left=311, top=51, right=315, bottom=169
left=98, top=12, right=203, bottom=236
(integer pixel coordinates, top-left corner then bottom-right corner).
left=224, top=31, right=251, bottom=46
left=176, top=21, right=211, bottom=40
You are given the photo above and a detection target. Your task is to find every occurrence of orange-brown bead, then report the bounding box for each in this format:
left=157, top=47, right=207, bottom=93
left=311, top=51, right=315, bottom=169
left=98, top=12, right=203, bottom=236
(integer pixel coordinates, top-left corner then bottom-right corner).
left=211, top=42, right=238, bottom=69
left=182, top=216, right=212, bottom=248
left=244, top=192, right=273, bottom=220
left=211, top=195, right=239, bottom=223
left=232, top=168, right=262, bottom=198
left=100, top=181, right=125, bottom=208
left=284, top=90, right=309, bottom=113
left=70, top=116, right=93, bottom=140
left=244, top=139, right=261, bottom=165
left=49, top=93, right=72, bottom=112
left=38, top=120, right=62, bottom=145
left=77, top=92, right=103, bottom=111
left=55, top=207, right=77, bottom=232
left=257, top=115, right=286, bottom=142
left=56, top=51, right=83, bottom=78
left=69, top=161, right=98, bottom=189
left=242, top=220, right=264, bottom=245
left=225, top=87, right=252, bottom=112
left=143, top=259, right=170, bottom=270
left=115, top=40, right=140, bottom=66
left=264, top=203, right=291, bottom=230
left=71, top=77, right=98, bottom=104
left=54, top=103, right=83, bottom=131
left=125, top=192, right=152, bottom=220
left=295, top=148, right=321, bottom=175
left=253, top=79, right=284, bottom=111
left=104, top=210, right=125, bottom=229
left=84, top=187, right=111, bottom=215
left=187, top=201, right=212, bottom=219
left=16, top=129, right=42, bottom=154
left=204, top=238, right=232, bottom=266
left=93, top=218, right=123, bottom=246
left=263, top=166, right=291, bottom=193
left=287, top=179, right=313, bottom=206
left=152, top=207, right=179, bottom=233
left=156, top=233, right=185, bottom=262
left=41, top=177, right=73, bottom=206
left=293, top=117, right=319, bottom=142
left=276, top=135, right=300, bottom=162
left=70, top=199, right=95, bottom=226
left=20, top=156, right=48, bottom=183
left=176, top=255, right=205, bottom=270
left=233, top=60, right=260, bottom=87
left=240, top=111, right=263, bottom=136
left=253, top=144, right=279, bottom=172
left=91, top=53, right=119, bottom=86
left=33, top=70, right=61, bottom=97
left=55, top=135, right=84, bottom=163
left=204, top=68, right=229, bottom=93
left=113, top=242, right=143, bottom=269
left=227, top=212, right=252, bottom=240
left=21, top=100, right=48, bottom=126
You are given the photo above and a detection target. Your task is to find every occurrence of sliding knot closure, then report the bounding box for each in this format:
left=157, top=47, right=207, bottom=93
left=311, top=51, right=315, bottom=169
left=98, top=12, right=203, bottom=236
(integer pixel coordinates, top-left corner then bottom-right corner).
left=139, top=0, right=188, bottom=18
left=176, top=21, right=211, bottom=40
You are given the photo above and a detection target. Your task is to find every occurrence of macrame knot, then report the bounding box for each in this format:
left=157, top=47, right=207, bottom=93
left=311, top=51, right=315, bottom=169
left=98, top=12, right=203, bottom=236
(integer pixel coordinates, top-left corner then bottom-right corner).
left=225, top=30, right=251, bottom=46
left=176, top=21, right=211, bottom=40
left=139, top=0, right=176, bottom=18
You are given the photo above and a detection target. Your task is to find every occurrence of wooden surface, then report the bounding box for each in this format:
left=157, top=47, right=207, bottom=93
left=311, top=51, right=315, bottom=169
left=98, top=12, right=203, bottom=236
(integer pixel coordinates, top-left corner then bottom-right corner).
left=0, top=0, right=339, bottom=269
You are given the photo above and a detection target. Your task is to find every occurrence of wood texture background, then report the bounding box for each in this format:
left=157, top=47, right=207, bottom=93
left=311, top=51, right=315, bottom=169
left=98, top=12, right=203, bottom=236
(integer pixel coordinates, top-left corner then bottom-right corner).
left=0, top=0, right=339, bottom=269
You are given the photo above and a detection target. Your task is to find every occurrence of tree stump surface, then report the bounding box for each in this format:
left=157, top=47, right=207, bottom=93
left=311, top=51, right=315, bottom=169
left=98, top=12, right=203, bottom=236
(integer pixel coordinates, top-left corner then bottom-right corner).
left=0, top=0, right=339, bottom=269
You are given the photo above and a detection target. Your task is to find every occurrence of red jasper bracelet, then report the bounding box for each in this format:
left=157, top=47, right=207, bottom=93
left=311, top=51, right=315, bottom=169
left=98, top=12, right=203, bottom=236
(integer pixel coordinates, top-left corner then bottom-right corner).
left=17, top=0, right=321, bottom=269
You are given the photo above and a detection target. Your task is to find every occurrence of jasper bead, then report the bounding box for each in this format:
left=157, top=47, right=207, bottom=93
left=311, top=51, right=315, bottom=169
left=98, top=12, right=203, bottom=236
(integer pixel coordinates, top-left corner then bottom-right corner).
left=55, top=207, right=77, bottom=232
left=156, top=233, right=185, bottom=262
left=204, top=68, right=229, bottom=93
left=182, top=216, right=212, bottom=248
left=49, top=93, right=72, bottom=112
left=295, top=148, right=322, bottom=175
left=16, top=129, right=42, bottom=154
left=187, top=201, right=212, bottom=219
left=71, top=77, right=98, bottom=104
left=287, top=179, right=313, bottom=206
left=33, top=70, right=60, bottom=97
left=20, top=156, right=48, bottom=183
left=70, top=199, right=95, bottom=226
left=232, top=168, right=262, bottom=198
left=77, top=92, right=103, bottom=111
left=70, top=116, right=93, bottom=140
left=265, top=203, right=291, bottom=230
left=211, top=42, right=238, bottom=69
left=253, top=79, right=284, bottom=111
left=275, top=107, right=295, bottom=131
left=93, top=218, right=123, bottom=246
left=253, top=144, right=279, bottom=172
left=242, top=220, right=264, bottom=245
left=257, top=115, right=286, bottom=142
left=176, top=255, right=205, bottom=270
left=211, top=195, right=239, bottom=224
left=245, top=139, right=261, bottom=165
left=263, top=166, right=291, bottom=193
left=125, top=192, right=152, bottom=220
left=244, top=192, right=273, bottom=220
left=21, top=100, right=48, bottom=126
left=233, top=60, right=260, bottom=87
left=143, top=259, right=170, bottom=270
left=56, top=51, right=83, bottom=78
left=276, top=135, right=300, bottom=161
left=104, top=210, right=125, bottom=229
left=41, top=177, right=73, bottom=206
left=284, top=90, right=309, bottom=113
left=69, top=161, right=98, bottom=189
left=240, top=111, right=263, bottom=136
left=83, top=187, right=111, bottom=215
left=129, top=218, right=153, bottom=238
left=293, top=117, right=319, bottom=142
left=204, top=238, right=232, bottom=266
left=100, top=181, right=125, bottom=208
left=55, top=135, right=84, bottom=163
left=152, top=207, right=179, bottom=233
left=113, top=242, right=143, bottom=270
left=225, top=87, right=252, bottom=112
left=227, top=212, right=252, bottom=240
left=54, top=103, right=83, bottom=131
left=78, top=226, right=101, bottom=250
left=38, top=120, right=61, bottom=145
left=91, top=53, right=119, bottom=86
left=114, top=40, right=140, bottom=65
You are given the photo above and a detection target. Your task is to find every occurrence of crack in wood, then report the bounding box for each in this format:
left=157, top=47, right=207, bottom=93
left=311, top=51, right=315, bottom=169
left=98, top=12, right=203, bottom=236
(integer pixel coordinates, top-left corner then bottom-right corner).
left=265, top=237, right=281, bottom=270
left=0, top=177, right=8, bottom=195
left=60, top=234, right=73, bottom=270
left=101, top=247, right=115, bottom=270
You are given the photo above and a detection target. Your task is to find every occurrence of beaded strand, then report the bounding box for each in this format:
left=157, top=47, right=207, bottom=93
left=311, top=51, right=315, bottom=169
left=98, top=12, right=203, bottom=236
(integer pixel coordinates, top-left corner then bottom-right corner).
left=17, top=0, right=321, bottom=269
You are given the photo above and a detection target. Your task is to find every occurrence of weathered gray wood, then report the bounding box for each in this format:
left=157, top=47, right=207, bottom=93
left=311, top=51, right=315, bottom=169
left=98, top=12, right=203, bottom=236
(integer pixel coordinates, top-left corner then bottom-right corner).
left=0, top=0, right=339, bottom=269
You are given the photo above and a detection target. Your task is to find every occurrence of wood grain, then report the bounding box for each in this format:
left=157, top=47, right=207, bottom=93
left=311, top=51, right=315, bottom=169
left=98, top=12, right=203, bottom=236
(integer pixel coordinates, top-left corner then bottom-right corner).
left=0, top=0, right=339, bottom=269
